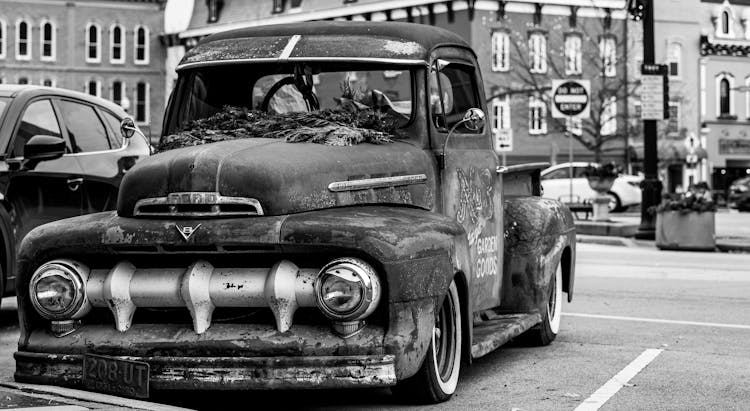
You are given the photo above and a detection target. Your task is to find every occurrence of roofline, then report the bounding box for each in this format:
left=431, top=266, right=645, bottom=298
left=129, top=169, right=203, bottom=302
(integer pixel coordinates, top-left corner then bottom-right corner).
left=177, top=56, right=429, bottom=72
left=179, top=0, right=627, bottom=39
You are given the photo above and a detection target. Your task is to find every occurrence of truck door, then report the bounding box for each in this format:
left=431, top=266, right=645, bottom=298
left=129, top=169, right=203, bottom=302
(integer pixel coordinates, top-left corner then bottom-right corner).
left=430, top=57, right=503, bottom=311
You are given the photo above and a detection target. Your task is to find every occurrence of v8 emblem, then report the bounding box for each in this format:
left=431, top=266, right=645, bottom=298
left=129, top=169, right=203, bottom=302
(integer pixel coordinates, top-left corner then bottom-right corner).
left=175, top=224, right=201, bottom=241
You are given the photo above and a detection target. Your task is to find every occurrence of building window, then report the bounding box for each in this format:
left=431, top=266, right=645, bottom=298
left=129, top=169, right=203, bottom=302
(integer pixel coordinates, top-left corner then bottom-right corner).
left=134, top=26, right=149, bottom=64
left=717, top=74, right=734, bottom=117
left=601, top=97, right=617, bottom=135
left=272, top=0, right=285, bottom=13
left=135, top=82, right=149, bottom=123
left=529, top=95, right=547, bottom=135
left=491, top=31, right=509, bottom=72
left=112, top=81, right=125, bottom=107
left=110, top=25, right=124, bottom=64
left=667, top=102, right=680, bottom=134
left=600, top=36, right=616, bottom=77
left=87, top=80, right=101, bottom=97
left=668, top=42, right=681, bottom=78
left=86, top=23, right=101, bottom=63
left=745, top=77, right=750, bottom=119
left=566, top=118, right=583, bottom=136
left=491, top=95, right=511, bottom=132
left=722, top=10, right=730, bottom=35
left=0, top=19, right=6, bottom=59
left=18, top=77, right=29, bottom=84
left=564, top=34, right=582, bottom=75
left=528, top=32, right=547, bottom=74
left=16, top=19, right=30, bottom=60
left=42, top=78, right=55, bottom=87
left=40, top=20, right=55, bottom=61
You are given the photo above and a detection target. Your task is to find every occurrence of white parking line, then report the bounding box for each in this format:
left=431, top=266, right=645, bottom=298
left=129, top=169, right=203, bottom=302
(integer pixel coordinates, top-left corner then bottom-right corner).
left=574, top=349, right=663, bottom=411
left=564, top=312, right=750, bottom=330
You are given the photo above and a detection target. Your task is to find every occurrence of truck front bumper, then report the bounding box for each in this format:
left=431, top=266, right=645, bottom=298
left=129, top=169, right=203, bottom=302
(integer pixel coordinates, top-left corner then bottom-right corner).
left=15, top=351, right=396, bottom=390
left=15, top=323, right=396, bottom=391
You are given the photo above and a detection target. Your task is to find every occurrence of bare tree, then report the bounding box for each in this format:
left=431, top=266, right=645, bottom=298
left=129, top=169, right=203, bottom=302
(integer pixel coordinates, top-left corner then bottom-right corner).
left=485, top=15, right=639, bottom=163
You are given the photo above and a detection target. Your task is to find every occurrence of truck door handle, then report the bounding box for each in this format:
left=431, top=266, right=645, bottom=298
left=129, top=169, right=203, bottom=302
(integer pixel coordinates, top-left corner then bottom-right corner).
left=67, top=178, right=83, bottom=192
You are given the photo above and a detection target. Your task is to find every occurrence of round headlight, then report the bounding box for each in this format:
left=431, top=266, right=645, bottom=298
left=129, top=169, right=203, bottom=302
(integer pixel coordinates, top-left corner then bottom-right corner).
left=314, top=257, right=381, bottom=321
left=29, top=260, right=90, bottom=320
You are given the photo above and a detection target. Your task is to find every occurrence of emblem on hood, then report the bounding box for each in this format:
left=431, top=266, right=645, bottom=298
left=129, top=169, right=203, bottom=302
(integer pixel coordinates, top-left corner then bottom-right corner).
left=175, top=224, right=202, bottom=241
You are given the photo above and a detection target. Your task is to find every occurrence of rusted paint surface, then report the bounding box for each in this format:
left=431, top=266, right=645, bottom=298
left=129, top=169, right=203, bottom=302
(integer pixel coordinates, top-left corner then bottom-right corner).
left=383, top=298, right=435, bottom=379
left=15, top=351, right=396, bottom=390
left=500, top=196, right=575, bottom=314
left=116, top=139, right=437, bottom=218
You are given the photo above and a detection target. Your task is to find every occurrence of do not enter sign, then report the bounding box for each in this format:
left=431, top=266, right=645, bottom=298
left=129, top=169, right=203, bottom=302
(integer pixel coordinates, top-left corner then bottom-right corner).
left=551, top=79, right=591, bottom=119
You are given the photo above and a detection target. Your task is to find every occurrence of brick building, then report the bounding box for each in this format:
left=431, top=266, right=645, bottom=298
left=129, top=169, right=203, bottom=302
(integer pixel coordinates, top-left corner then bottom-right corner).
left=0, top=0, right=166, bottom=137
left=176, top=0, right=630, bottom=165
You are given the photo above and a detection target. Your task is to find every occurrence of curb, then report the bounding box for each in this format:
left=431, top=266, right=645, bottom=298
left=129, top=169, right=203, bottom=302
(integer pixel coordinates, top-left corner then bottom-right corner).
left=0, top=382, right=194, bottom=411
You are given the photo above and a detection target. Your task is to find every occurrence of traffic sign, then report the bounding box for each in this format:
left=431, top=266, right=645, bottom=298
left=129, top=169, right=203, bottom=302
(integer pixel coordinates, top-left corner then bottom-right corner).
left=551, top=80, right=591, bottom=119
left=640, top=64, right=669, bottom=120
left=494, top=128, right=513, bottom=152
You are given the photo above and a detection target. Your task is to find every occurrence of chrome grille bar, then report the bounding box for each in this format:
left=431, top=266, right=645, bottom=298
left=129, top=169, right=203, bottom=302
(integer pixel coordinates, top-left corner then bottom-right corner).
left=86, top=260, right=317, bottom=334
left=133, top=192, right=263, bottom=217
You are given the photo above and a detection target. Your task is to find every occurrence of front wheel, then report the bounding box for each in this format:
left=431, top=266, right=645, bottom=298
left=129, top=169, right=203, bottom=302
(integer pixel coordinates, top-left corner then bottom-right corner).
left=393, top=280, right=462, bottom=404
left=522, top=262, right=563, bottom=346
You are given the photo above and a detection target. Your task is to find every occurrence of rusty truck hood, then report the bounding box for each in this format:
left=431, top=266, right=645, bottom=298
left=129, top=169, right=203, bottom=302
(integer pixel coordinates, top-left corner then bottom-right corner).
left=116, top=138, right=436, bottom=217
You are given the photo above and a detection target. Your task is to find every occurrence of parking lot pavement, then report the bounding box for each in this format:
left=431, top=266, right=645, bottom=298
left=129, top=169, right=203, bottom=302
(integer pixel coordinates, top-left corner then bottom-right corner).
left=2, top=242, right=748, bottom=410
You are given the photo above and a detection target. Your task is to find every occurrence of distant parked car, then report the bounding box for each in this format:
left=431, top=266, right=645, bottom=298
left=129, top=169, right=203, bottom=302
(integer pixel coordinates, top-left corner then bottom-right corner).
left=0, top=85, right=150, bottom=307
left=541, top=162, right=642, bottom=212
left=728, top=177, right=750, bottom=211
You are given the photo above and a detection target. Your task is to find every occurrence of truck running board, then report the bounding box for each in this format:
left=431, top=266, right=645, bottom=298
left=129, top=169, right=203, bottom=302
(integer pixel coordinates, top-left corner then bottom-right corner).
left=471, top=313, right=542, bottom=359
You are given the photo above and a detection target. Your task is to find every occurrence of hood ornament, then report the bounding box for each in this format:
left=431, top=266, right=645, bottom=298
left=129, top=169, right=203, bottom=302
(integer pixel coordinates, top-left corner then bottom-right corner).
left=175, top=224, right=202, bottom=241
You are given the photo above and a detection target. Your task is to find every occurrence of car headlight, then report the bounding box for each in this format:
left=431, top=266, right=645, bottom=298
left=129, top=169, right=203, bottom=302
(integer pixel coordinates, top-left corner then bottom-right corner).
left=29, top=260, right=90, bottom=320
left=314, top=257, right=381, bottom=323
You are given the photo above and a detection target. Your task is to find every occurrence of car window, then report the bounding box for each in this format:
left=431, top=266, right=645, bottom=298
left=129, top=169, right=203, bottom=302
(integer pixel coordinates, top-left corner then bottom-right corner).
left=572, top=167, right=589, bottom=178
left=543, top=168, right=570, bottom=180
left=100, top=110, right=124, bottom=148
left=12, top=99, right=64, bottom=158
left=57, top=100, right=112, bottom=153
left=430, top=61, right=481, bottom=133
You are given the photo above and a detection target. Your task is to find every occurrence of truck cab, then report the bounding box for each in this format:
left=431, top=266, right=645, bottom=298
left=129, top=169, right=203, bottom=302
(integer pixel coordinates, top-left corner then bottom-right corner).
left=14, top=22, right=576, bottom=404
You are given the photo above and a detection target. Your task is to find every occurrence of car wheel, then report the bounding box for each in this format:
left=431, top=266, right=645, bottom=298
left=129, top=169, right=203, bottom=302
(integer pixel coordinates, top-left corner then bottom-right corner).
left=607, top=192, right=623, bottom=212
left=521, top=263, right=563, bottom=346
left=393, top=280, right=462, bottom=404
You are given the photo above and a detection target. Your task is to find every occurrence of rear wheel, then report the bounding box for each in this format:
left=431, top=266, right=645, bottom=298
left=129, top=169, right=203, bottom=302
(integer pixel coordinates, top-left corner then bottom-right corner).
left=522, top=263, right=563, bottom=346
left=393, top=280, right=462, bottom=404
left=607, top=192, right=623, bottom=212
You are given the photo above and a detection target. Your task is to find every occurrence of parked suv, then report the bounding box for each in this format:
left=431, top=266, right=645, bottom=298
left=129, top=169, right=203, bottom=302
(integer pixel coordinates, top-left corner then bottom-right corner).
left=0, top=85, right=150, bottom=305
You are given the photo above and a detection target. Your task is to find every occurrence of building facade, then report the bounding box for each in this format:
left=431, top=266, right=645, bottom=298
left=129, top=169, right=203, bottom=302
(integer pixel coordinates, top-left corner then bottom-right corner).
left=0, top=0, right=166, bottom=137
left=177, top=0, right=629, bottom=165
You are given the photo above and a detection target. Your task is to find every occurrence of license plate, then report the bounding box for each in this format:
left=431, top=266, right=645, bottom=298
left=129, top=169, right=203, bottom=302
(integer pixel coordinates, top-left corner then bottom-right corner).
left=83, top=354, right=150, bottom=399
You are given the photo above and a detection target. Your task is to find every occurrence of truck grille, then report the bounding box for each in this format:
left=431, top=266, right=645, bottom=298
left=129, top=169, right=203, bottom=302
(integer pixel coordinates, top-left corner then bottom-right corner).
left=133, top=192, right=263, bottom=217
left=86, top=259, right=317, bottom=334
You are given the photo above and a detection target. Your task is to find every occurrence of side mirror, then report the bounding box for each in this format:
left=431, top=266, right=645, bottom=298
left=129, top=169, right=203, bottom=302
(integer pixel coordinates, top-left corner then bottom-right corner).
left=24, top=135, right=66, bottom=163
left=120, top=117, right=136, bottom=140
left=462, top=108, right=486, bottom=132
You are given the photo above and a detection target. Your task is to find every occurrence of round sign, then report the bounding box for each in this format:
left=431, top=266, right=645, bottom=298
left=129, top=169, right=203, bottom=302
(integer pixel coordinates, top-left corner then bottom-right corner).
left=553, top=81, right=590, bottom=117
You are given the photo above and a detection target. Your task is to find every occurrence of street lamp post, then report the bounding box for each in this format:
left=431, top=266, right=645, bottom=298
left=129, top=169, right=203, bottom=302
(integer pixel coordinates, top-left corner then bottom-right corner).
left=630, top=0, right=663, bottom=240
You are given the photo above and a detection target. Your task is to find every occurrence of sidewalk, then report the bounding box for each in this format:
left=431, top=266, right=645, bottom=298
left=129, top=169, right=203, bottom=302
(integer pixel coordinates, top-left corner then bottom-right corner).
left=576, top=208, right=750, bottom=252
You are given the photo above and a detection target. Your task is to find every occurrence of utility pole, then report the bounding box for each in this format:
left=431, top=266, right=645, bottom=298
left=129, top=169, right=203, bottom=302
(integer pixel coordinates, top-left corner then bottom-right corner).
left=630, top=0, right=662, bottom=240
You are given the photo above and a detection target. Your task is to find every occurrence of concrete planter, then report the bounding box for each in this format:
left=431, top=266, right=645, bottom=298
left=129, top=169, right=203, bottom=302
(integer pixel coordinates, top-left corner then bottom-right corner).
left=655, top=211, right=716, bottom=251
left=587, top=176, right=615, bottom=193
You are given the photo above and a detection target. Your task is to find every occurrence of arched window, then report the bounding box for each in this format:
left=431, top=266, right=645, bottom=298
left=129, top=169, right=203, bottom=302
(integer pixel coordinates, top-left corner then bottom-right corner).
left=86, top=23, right=101, bottom=63
left=135, top=81, right=149, bottom=123
left=41, top=20, right=55, bottom=61
left=720, top=78, right=731, bottom=115
left=722, top=11, right=730, bottom=35
left=16, top=19, right=30, bottom=60
left=528, top=32, right=547, bottom=74
left=134, top=25, right=149, bottom=64
left=110, top=25, right=124, bottom=63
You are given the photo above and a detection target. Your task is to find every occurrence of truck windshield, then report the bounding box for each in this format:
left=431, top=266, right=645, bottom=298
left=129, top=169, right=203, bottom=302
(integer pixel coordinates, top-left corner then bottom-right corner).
left=170, top=63, right=413, bottom=134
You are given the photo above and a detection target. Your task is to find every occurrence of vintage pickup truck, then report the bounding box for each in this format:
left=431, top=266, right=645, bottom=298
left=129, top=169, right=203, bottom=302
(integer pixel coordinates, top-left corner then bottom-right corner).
left=14, top=22, right=575, bottom=404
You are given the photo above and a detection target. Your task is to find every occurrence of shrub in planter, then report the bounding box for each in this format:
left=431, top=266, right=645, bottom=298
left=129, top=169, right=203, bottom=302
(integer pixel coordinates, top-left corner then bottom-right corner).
left=652, top=187, right=717, bottom=251
left=583, top=162, right=621, bottom=192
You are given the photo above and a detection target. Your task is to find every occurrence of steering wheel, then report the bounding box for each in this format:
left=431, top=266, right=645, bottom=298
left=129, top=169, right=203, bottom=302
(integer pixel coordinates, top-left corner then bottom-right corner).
left=260, top=76, right=296, bottom=112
